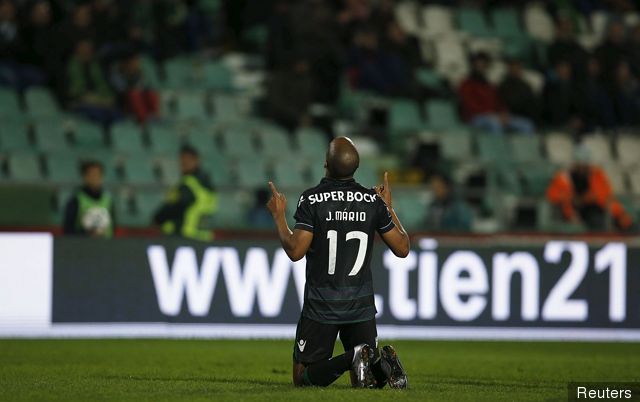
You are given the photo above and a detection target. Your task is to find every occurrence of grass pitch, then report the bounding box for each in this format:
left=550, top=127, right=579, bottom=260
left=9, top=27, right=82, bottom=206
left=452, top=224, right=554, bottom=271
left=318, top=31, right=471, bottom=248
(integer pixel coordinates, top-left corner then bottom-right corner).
left=1, top=339, right=638, bottom=401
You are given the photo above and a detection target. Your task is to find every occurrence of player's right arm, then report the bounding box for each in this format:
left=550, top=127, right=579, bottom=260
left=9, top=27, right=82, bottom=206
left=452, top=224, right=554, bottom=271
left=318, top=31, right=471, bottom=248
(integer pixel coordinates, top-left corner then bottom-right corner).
left=375, top=172, right=410, bottom=258
left=267, top=181, right=313, bottom=261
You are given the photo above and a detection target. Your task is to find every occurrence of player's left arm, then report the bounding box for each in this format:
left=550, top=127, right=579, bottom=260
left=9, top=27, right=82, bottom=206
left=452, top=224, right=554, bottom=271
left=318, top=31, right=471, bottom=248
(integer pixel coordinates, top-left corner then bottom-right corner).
left=375, top=172, right=411, bottom=258
left=267, top=181, right=313, bottom=261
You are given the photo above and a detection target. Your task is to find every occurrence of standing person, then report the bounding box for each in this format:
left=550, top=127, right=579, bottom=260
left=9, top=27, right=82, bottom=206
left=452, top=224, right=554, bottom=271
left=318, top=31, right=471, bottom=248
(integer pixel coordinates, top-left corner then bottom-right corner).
left=266, top=137, right=410, bottom=388
left=63, top=160, right=115, bottom=238
left=153, top=145, right=217, bottom=241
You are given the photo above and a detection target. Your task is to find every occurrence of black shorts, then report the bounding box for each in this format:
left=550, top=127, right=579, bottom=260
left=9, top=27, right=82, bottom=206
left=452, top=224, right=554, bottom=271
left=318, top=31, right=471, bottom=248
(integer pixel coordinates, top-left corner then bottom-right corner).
left=292, top=315, right=378, bottom=365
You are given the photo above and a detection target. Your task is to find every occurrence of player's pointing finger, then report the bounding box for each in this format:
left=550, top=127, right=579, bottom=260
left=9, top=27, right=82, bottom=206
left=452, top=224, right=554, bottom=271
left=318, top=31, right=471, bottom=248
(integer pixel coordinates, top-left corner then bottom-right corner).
left=383, top=171, right=389, bottom=190
left=268, top=181, right=279, bottom=196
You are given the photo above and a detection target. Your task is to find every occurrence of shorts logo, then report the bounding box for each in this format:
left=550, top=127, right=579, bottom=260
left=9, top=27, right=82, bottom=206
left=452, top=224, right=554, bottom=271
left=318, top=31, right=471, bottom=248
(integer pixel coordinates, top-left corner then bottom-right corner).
left=297, top=339, right=306, bottom=352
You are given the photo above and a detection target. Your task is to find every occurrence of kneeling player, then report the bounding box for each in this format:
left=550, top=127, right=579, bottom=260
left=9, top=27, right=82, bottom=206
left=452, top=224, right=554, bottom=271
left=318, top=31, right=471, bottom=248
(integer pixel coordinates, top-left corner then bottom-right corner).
left=267, top=137, right=410, bottom=388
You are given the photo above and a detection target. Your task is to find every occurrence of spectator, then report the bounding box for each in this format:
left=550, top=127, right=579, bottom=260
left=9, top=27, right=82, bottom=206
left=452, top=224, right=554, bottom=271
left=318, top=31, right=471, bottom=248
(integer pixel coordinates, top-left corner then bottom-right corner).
left=265, top=57, right=314, bottom=131
left=248, top=188, right=275, bottom=229
left=547, top=16, right=589, bottom=81
left=543, top=59, right=585, bottom=132
left=546, top=145, right=634, bottom=231
left=498, top=58, right=540, bottom=122
left=425, top=173, right=473, bottom=232
left=67, top=39, right=122, bottom=126
left=56, top=4, right=95, bottom=59
left=0, top=0, right=33, bottom=90
left=382, top=20, right=422, bottom=72
left=627, top=24, right=640, bottom=78
left=109, top=52, right=160, bottom=123
left=63, top=160, right=115, bottom=238
left=17, top=1, right=57, bottom=87
left=595, top=20, right=629, bottom=84
left=610, top=60, right=640, bottom=127
left=458, top=52, right=534, bottom=134
left=153, top=145, right=217, bottom=242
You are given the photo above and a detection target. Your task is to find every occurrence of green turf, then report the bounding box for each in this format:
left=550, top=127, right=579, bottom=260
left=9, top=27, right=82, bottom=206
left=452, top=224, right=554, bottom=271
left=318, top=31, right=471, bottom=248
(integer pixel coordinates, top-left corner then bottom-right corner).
left=1, top=339, right=639, bottom=401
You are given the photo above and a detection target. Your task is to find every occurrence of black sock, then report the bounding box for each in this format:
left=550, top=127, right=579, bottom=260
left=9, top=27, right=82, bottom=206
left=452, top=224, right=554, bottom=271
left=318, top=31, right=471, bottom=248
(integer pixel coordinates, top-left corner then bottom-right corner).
left=304, top=350, right=354, bottom=387
left=371, top=357, right=388, bottom=388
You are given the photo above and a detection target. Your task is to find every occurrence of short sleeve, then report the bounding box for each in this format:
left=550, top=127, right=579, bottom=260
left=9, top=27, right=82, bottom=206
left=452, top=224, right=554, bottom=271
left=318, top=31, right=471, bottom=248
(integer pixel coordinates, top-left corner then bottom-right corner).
left=293, top=193, right=314, bottom=232
left=376, top=197, right=395, bottom=234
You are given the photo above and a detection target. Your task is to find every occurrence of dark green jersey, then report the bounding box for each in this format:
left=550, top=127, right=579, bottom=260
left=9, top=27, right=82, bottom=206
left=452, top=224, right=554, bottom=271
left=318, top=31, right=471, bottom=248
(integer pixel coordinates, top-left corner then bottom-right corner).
left=294, top=177, right=395, bottom=324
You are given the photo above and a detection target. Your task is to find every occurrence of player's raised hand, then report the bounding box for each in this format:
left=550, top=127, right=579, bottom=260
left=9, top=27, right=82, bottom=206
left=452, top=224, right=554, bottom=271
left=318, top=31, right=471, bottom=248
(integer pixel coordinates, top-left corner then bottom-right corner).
left=266, top=181, right=287, bottom=218
left=375, top=171, right=393, bottom=208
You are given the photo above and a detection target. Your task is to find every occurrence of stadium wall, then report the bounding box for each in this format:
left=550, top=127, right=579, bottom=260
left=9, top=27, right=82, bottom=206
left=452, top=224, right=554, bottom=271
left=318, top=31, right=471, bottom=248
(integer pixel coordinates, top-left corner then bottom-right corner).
left=1, top=233, right=639, bottom=341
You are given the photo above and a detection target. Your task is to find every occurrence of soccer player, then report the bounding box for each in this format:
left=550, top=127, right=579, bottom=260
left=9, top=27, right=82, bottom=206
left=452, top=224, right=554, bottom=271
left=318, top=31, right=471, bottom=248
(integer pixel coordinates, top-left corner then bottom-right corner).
left=266, top=137, right=410, bottom=388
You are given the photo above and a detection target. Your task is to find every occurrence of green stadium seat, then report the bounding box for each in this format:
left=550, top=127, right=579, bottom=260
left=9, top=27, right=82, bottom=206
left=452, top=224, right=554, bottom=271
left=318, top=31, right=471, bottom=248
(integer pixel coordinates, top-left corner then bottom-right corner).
left=388, top=99, right=424, bottom=135
left=140, top=56, right=161, bottom=88
left=439, top=131, right=472, bottom=161
left=149, top=124, right=182, bottom=155
left=415, top=67, right=444, bottom=91
left=163, top=57, right=194, bottom=89
left=111, top=122, right=145, bottom=154
left=0, top=88, right=22, bottom=118
left=296, top=127, right=328, bottom=160
left=510, top=135, right=543, bottom=163
left=157, top=157, right=181, bottom=186
left=545, top=132, right=573, bottom=166
left=258, top=124, right=292, bottom=157
left=113, top=191, right=138, bottom=227
left=202, top=152, right=233, bottom=187
left=489, top=162, right=522, bottom=195
left=273, top=160, right=306, bottom=188
left=477, top=134, right=512, bottom=164
left=203, top=62, right=234, bottom=91
left=122, top=157, right=157, bottom=185
left=133, top=189, right=165, bottom=227
left=393, top=190, right=429, bottom=231
left=0, top=120, right=31, bottom=152
left=212, top=95, right=243, bottom=121
left=72, top=121, right=105, bottom=149
left=25, top=88, right=61, bottom=118
left=185, top=130, right=217, bottom=156
left=355, top=164, right=379, bottom=188
left=201, top=0, right=221, bottom=13
left=307, top=161, right=326, bottom=185
left=7, top=153, right=42, bottom=181
left=425, top=100, right=462, bottom=131
left=176, top=92, right=209, bottom=120
left=46, top=153, right=79, bottom=184
left=520, top=164, right=556, bottom=197
left=458, top=8, right=493, bottom=37
left=491, top=8, right=524, bottom=38
left=236, top=158, right=268, bottom=188
left=34, top=121, right=70, bottom=152
left=211, top=191, right=248, bottom=228
left=221, top=128, right=255, bottom=157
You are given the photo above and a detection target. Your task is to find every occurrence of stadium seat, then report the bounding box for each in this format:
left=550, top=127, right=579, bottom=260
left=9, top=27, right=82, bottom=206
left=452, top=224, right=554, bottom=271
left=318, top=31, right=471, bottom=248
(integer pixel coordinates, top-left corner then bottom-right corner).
left=34, top=121, right=70, bottom=152
left=221, top=128, right=255, bottom=157
left=140, top=56, right=161, bottom=88
left=296, top=127, right=328, bottom=158
left=433, top=38, right=469, bottom=84
left=7, top=153, right=41, bottom=181
left=425, top=99, right=461, bottom=131
left=236, top=157, right=268, bottom=188
left=491, top=8, right=525, bottom=39
left=163, top=57, right=194, bottom=89
left=133, top=189, right=166, bottom=226
left=203, top=62, right=234, bottom=91
left=520, top=163, right=556, bottom=197
left=157, top=157, right=181, bottom=186
left=273, top=160, right=306, bottom=188
left=46, top=153, right=79, bottom=184
left=457, top=8, right=493, bottom=37
left=0, top=121, right=31, bottom=152
left=421, top=5, right=455, bottom=38
left=415, top=68, right=445, bottom=91
left=111, top=122, right=145, bottom=154
left=354, top=164, right=379, bottom=188
left=122, top=157, right=157, bottom=185
left=202, top=153, right=233, bottom=187
left=602, top=164, right=627, bottom=195
left=257, top=124, right=292, bottom=157
left=212, top=95, right=244, bottom=121
left=25, top=88, right=61, bottom=118
left=582, top=134, right=612, bottom=165
left=176, top=91, right=209, bottom=120
left=477, top=134, right=512, bottom=164
left=149, top=124, right=182, bottom=155
left=439, top=131, right=473, bottom=161
left=211, top=191, right=248, bottom=228
left=524, top=3, right=554, bottom=43
left=186, top=130, right=218, bottom=156
left=0, top=88, right=22, bottom=118
left=392, top=190, right=430, bottom=231
left=388, top=99, right=424, bottom=135
left=72, top=121, right=105, bottom=149
left=629, top=168, right=640, bottom=196
left=545, top=132, right=573, bottom=166
left=615, top=135, right=640, bottom=168
left=394, top=1, right=420, bottom=36
left=510, top=135, right=543, bottom=163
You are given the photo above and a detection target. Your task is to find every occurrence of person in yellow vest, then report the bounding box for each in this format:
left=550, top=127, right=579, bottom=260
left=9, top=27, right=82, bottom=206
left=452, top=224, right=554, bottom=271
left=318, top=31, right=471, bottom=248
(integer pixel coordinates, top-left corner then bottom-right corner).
left=153, top=145, right=217, bottom=241
left=63, top=160, right=115, bottom=238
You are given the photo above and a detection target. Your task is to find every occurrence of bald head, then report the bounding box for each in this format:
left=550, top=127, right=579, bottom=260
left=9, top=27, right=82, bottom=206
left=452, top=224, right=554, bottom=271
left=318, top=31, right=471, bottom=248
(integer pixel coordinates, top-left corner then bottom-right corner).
left=325, top=137, right=359, bottom=179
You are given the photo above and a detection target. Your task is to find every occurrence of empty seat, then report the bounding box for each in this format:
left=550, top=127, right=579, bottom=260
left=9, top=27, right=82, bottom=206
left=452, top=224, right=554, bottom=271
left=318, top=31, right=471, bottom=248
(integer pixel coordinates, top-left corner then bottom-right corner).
left=629, top=168, right=640, bottom=195
left=258, top=124, right=292, bottom=157
left=163, top=57, right=194, bottom=89
left=46, top=153, right=79, bottom=183
left=274, top=160, right=306, bottom=188
left=582, top=134, right=612, bottom=164
left=149, top=125, right=181, bottom=154
left=354, top=164, right=378, bottom=188
left=211, top=191, right=248, bottom=228
left=157, top=157, right=181, bottom=185
left=111, top=122, right=145, bottom=153
left=602, top=164, right=627, bottom=195
left=0, top=88, right=22, bottom=117
left=212, top=95, right=244, bottom=121
left=524, top=3, right=554, bottom=43
left=203, top=62, right=233, bottom=91
left=7, top=153, right=41, bottom=181
left=510, top=135, right=543, bottom=163
left=140, top=56, right=161, bottom=88
left=122, top=157, right=157, bottom=185
left=421, top=5, right=455, bottom=38
left=395, top=1, right=420, bottom=35
left=72, top=121, right=105, bottom=149
left=491, top=8, right=524, bottom=39
left=477, top=134, right=511, bottom=163
left=25, top=88, right=61, bottom=118
left=393, top=190, right=430, bottom=231
left=0, top=121, right=31, bottom=152
left=457, top=8, right=492, bottom=37
left=389, top=99, right=424, bottom=135
left=133, top=190, right=166, bottom=226
left=297, top=127, right=328, bottom=158
left=616, top=135, right=640, bottom=168
left=221, top=128, right=255, bottom=157
left=202, top=153, right=233, bottom=187
left=439, top=131, right=472, bottom=161
left=176, top=92, right=209, bottom=120
left=520, top=163, right=556, bottom=197
left=545, top=132, right=573, bottom=166
left=425, top=99, right=461, bottom=131
left=236, top=158, right=268, bottom=188
left=34, top=121, right=70, bottom=152
left=434, top=38, right=469, bottom=84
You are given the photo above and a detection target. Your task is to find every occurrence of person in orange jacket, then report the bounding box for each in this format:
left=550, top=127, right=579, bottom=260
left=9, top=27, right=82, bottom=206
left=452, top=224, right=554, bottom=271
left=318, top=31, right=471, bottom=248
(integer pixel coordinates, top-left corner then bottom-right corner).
left=546, top=145, right=634, bottom=231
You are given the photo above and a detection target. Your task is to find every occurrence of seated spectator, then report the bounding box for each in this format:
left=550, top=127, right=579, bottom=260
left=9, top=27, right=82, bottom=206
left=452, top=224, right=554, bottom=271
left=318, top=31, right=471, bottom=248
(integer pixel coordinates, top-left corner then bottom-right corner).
left=56, top=3, right=95, bottom=59
left=543, top=60, right=585, bottom=132
left=627, top=24, right=640, bottom=78
left=547, top=16, right=589, bottom=81
left=110, top=52, right=160, bottom=123
left=63, top=160, right=115, bottom=238
left=265, top=57, right=313, bottom=131
left=425, top=173, right=473, bottom=232
left=17, top=1, right=58, bottom=88
left=67, top=39, right=122, bottom=127
left=458, top=52, right=534, bottom=135
left=595, top=20, right=629, bottom=84
left=248, top=188, right=275, bottom=229
left=382, top=20, right=421, bottom=72
left=610, top=60, right=640, bottom=127
left=498, top=58, right=540, bottom=122
left=581, top=57, right=615, bottom=130
left=546, top=145, right=633, bottom=231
